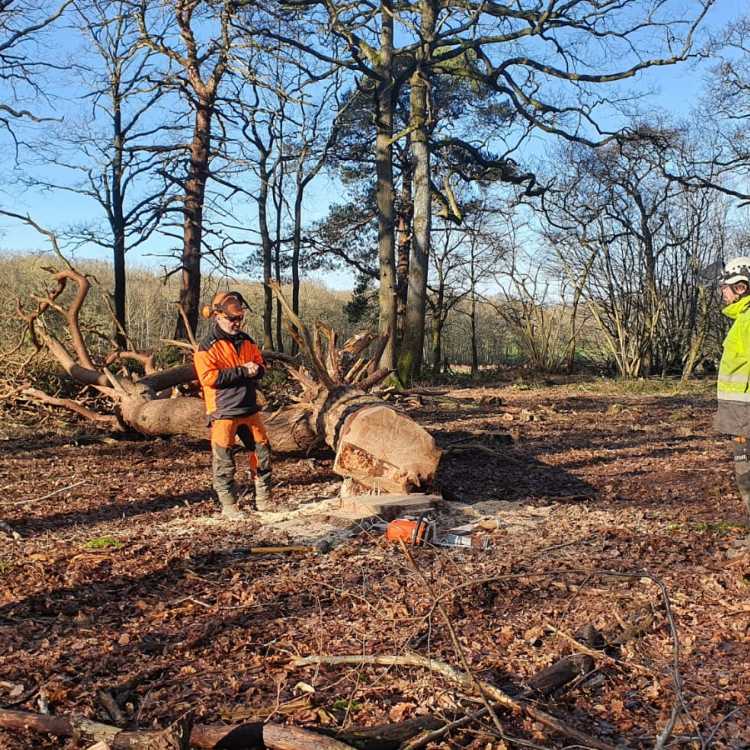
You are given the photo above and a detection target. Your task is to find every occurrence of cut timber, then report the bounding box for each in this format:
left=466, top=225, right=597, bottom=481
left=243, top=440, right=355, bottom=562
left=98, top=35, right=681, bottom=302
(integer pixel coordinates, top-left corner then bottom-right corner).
left=333, top=405, right=441, bottom=493
left=336, top=493, right=440, bottom=521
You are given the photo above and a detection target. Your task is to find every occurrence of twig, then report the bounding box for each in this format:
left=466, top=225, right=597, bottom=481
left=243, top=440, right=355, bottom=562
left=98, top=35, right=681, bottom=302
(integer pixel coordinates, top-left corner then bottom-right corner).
left=176, top=303, right=198, bottom=350
left=0, top=479, right=86, bottom=508
left=704, top=707, right=743, bottom=749
left=654, top=701, right=681, bottom=750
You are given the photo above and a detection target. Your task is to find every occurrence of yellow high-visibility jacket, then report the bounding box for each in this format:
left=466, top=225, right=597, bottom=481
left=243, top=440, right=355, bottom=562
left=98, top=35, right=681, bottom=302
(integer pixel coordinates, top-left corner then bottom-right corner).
left=715, top=295, right=750, bottom=435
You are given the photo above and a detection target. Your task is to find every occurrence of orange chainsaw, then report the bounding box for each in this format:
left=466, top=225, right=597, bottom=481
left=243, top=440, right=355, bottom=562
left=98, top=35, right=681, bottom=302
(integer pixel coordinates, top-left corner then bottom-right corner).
left=374, top=515, right=491, bottom=550
left=384, top=515, right=436, bottom=546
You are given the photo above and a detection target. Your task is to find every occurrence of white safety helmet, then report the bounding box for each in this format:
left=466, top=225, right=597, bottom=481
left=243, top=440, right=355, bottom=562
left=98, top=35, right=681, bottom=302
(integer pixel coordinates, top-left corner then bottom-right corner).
left=719, top=257, right=750, bottom=286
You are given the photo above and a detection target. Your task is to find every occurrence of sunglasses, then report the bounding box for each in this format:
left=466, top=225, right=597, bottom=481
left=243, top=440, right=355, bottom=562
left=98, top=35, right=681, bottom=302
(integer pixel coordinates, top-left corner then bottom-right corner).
left=222, top=313, right=244, bottom=323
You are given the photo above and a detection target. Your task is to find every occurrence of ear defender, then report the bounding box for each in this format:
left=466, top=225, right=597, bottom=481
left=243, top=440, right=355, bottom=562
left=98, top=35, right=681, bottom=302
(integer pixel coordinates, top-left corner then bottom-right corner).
left=201, top=291, right=251, bottom=318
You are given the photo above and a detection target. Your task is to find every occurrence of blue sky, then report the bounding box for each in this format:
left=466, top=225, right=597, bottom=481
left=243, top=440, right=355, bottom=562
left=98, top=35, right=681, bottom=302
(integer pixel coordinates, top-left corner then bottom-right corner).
left=0, top=0, right=743, bottom=291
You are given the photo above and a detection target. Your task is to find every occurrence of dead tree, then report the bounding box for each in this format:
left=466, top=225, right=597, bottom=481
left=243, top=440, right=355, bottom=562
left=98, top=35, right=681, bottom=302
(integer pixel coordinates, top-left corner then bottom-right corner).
left=18, top=265, right=441, bottom=493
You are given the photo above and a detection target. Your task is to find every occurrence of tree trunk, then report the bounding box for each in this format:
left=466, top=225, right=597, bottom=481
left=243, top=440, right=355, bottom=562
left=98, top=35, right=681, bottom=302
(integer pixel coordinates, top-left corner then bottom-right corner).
left=258, top=150, right=275, bottom=350
left=401, top=1, right=436, bottom=383
left=470, top=290, right=478, bottom=376
left=431, top=283, right=444, bottom=374
left=274, top=156, right=285, bottom=353
left=111, top=92, right=127, bottom=348
left=292, top=184, right=303, bottom=355
left=396, top=149, right=412, bottom=348
left=375, top=0, right=397, bottom=371
left=176, top=98, right=212, bottom=340
left=119, top=396, right=318, bottom=455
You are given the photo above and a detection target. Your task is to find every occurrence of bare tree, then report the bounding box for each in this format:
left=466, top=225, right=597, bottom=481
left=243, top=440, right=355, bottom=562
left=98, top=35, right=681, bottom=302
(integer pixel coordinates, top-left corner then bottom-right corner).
left=541, top=132, right=726, bottom=378
left=426, top=218, right=470, bottom=375
left=29, top=0, right=174, bottom=344
left=664, top=13, right=750, bottom=205
left=0, top=0, right=72, bottom=150
left=131, top=0, right=242, bottom=338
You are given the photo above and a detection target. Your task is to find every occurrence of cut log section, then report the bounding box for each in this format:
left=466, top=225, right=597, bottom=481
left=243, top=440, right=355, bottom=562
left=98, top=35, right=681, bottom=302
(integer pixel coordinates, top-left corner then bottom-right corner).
left=334, top=406, right=441, bottom=494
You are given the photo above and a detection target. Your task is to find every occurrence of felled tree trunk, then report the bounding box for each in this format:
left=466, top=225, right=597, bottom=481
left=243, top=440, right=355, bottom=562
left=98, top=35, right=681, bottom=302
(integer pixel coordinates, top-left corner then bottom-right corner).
left=119, top=395, right=319, bottom=456
left=19, top=270, right=441, bottom=492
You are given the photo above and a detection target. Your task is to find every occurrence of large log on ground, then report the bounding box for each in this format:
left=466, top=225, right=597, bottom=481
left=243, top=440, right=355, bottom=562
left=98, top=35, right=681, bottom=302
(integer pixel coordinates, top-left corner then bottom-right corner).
left=116, top=383, right=441, bottom=492
left=118, top=397, right=319, bottom=455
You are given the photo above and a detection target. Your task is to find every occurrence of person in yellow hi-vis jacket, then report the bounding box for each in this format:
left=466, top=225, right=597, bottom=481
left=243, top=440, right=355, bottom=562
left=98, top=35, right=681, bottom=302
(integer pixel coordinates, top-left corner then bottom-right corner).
left=194, top=291, right=273, bottom=520
left=714, top=257, right=750, bottom=527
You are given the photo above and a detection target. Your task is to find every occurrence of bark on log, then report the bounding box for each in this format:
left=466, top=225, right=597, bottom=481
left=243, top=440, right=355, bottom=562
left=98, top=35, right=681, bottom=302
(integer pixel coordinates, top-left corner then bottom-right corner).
left=263, top=724, right=356, bottom=750
left=118, top=397, right=319, bottom=455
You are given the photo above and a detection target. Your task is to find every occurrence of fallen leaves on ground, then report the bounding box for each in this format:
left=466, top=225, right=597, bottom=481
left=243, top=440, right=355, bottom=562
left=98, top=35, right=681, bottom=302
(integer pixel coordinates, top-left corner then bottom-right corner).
left=0, top=380, right=748, bottom=748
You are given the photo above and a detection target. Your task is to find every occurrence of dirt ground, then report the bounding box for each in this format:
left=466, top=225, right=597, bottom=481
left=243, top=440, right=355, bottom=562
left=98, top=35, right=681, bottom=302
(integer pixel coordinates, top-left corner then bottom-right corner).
left=1, top=379, right=749, bottom=749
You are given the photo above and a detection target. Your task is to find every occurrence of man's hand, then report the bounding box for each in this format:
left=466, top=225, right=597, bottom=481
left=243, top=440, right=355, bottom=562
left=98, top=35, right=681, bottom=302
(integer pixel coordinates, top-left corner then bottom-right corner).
left=243, top=361, right=260, bottom=377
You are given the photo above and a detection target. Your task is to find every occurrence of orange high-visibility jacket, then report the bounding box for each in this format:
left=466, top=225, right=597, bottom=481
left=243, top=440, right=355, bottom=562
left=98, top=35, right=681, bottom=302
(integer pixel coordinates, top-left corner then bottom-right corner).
left=194, top=325, right=265, bottom=421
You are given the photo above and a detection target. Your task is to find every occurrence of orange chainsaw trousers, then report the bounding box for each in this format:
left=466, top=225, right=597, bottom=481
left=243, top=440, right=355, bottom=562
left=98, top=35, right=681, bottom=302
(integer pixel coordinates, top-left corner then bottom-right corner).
left=210, top=414, right=272, bottom=507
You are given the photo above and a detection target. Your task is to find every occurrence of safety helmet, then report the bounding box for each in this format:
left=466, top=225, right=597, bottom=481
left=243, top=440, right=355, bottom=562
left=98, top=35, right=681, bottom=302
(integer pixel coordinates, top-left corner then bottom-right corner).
left=719, top=257, right=750, bottom=287
left=201, top=290, right=251, bottom=319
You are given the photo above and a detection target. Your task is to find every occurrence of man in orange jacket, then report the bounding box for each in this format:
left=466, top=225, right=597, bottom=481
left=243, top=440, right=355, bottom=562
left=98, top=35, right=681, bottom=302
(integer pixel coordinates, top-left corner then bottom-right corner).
left=194, top=291, right=272, bottom=519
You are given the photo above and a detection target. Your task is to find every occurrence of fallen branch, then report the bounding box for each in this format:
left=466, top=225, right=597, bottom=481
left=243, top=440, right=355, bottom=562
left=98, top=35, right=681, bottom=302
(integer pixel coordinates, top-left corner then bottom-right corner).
left=21, top=388, right=120, bottom=429
left=292, top=654, right=617, bottom=750
left=0, top=479, right=87, bottom=509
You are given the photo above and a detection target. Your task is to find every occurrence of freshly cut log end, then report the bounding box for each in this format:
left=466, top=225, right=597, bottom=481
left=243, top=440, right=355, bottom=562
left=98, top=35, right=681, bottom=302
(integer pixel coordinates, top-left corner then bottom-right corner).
left=333, top=405, right=442, bottom=493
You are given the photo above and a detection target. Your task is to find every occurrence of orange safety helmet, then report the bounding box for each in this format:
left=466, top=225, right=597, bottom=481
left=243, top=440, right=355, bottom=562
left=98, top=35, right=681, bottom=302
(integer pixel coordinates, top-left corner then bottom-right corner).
left=201, top=291, right=251, bottom=320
